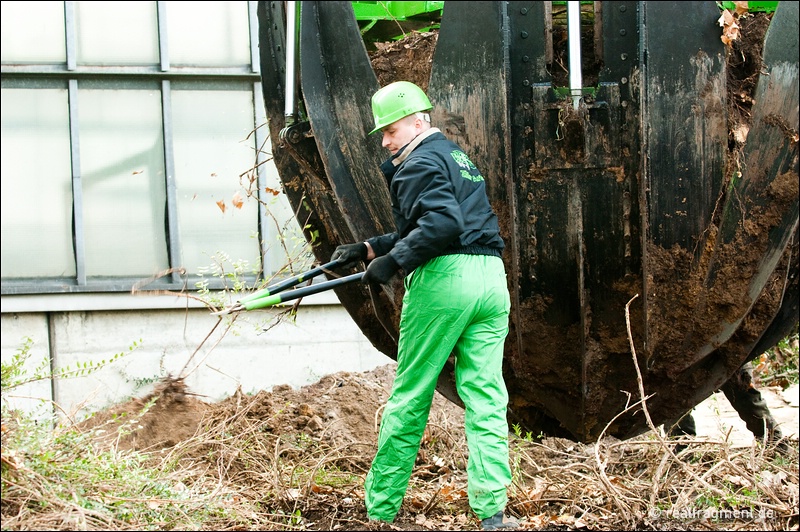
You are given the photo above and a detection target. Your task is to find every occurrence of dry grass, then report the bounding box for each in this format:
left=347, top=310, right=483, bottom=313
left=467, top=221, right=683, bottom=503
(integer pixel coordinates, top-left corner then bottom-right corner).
left=3, top=306, right=797, bottom=531
left=507, top=433, right=798, bottom=531
left=2, top=379, right=797, bottom=531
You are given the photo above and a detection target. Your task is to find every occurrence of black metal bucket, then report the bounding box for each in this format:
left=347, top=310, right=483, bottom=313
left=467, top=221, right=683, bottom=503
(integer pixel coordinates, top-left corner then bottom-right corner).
left=257, top=1, right=798, bottom=442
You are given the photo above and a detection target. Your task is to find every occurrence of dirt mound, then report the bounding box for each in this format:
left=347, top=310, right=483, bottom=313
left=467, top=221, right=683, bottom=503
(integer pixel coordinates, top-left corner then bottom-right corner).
left=78, top=364, right=476, bottom=530
left=82, top=364, right=465, bottom=457
left=80, top=378, right=205, bottom=452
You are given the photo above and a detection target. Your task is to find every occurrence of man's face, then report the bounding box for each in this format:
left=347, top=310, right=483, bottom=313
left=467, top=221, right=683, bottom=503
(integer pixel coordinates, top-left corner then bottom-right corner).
left=380, top=114, right=422, bottom=155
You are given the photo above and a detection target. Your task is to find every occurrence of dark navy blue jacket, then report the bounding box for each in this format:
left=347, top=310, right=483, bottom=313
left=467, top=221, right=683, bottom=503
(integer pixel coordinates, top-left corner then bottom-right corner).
left=367, top=129, right=504, bottom=274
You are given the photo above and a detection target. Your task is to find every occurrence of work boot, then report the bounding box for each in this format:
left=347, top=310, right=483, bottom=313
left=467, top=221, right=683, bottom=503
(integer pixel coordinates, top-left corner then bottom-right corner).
left=481, top=511, right=519, bottom=530
left=774, top=438, right=793, bottom=456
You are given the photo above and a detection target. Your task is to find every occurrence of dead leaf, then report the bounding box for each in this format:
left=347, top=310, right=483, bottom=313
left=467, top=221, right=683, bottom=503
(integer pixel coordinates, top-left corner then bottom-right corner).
left=409, top=495, right=426, bottom=509
left=265, top=186, right=281, bottom=196
left=758, top=470, right=788, bottom=490
left=608, top=474, right=627, bottom=487
left=733, top=1, right=749, bottom=16
left=216, top=199, right=226, bottom=213
left=440, top=483, right=467, bottom=502
left=725, top=474, right=748, bottom=487
left=557, top=514, right=576, bottom=525
left=518, top=476, right=548, bottom=507
left=526, top=514, right=551, bottom=528
left=718, top=9, right=740, bottom=47
left=232, top=191, right=244, bottom=209
left=718, top=9, right=735, bottom=28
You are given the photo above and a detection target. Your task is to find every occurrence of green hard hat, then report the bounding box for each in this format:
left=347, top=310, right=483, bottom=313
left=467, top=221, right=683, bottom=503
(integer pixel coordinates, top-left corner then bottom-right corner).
left=369, top=81, right=432, bottom=135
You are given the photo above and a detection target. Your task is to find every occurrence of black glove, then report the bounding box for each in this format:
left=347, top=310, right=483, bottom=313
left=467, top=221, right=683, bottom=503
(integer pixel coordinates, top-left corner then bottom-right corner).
left=331, top=242, right=367, bottom=268
left=363, top=254, right=399, bottom=285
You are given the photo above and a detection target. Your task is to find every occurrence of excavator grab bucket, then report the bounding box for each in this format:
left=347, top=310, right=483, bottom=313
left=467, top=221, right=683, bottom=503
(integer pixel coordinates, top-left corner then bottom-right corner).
left=257, top=1, right=799, bottom=443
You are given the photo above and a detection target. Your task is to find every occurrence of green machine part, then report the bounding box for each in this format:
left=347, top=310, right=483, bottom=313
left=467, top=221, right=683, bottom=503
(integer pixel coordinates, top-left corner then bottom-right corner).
left=719, top=1, right=779, bottom=12
left=352, top=1, right=444, bottom=41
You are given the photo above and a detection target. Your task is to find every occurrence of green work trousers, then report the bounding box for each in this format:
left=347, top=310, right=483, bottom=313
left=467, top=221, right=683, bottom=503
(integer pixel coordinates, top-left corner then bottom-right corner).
left=365, top=254, right=512, bottom=521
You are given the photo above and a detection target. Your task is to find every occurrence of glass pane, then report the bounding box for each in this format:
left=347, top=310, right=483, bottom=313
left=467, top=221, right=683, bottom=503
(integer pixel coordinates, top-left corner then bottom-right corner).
left=172, top=89, right=260, bottom=276
left=75, top=1, right=158, bottom=66
left=259, top=135, right=309, bottom=275
left=166, top=1, right=250, bottom=66
left=1, top=88, right=75, bottom=278
left=1, top=1, right=66, bottom=63
left=78, top=88, right=168, bottom=277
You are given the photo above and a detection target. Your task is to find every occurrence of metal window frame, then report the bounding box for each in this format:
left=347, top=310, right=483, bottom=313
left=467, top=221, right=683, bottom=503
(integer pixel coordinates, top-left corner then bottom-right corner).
left=1, top=1, right=268, bottom=296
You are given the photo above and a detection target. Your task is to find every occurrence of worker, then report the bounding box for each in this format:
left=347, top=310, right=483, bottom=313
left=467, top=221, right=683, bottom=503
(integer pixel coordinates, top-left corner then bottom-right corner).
left=331, top=81, right=519, bottom=531
left=667, top=362, right=790, bottom=454
left=669, top=259, right=797, bottom=454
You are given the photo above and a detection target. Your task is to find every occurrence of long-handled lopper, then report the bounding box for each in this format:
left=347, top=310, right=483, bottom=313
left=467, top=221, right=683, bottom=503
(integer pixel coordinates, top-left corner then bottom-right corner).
left=211, top=259, right=362, bottom=315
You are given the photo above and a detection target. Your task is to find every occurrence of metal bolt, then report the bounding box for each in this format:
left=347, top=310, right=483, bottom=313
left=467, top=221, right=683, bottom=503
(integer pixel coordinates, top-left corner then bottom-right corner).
left=521, top=7, right=528, bottom=15
left=621, top=77, right=628, bottom=84
left=522, top=55, right=530, bottom=63
left=620, top=5, right=627, bottom=12
left=619, top=29, right=627, bottom=36
left=521, top=31, right=529, bottom=39
left=621, top=53, right=628, bottom=61
left=523, top=79, right=530, bottom=86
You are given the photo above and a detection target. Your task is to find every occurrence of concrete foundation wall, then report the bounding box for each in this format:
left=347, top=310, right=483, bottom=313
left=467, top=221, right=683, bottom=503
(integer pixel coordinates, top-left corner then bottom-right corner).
left=1, top=296, right=390, bottom=421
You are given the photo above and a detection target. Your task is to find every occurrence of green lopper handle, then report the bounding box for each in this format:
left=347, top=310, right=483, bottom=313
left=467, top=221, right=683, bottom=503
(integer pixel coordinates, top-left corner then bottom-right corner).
left=238, top=259, right=343, bottom=304
left=243, top=272, right=364, bottom=310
